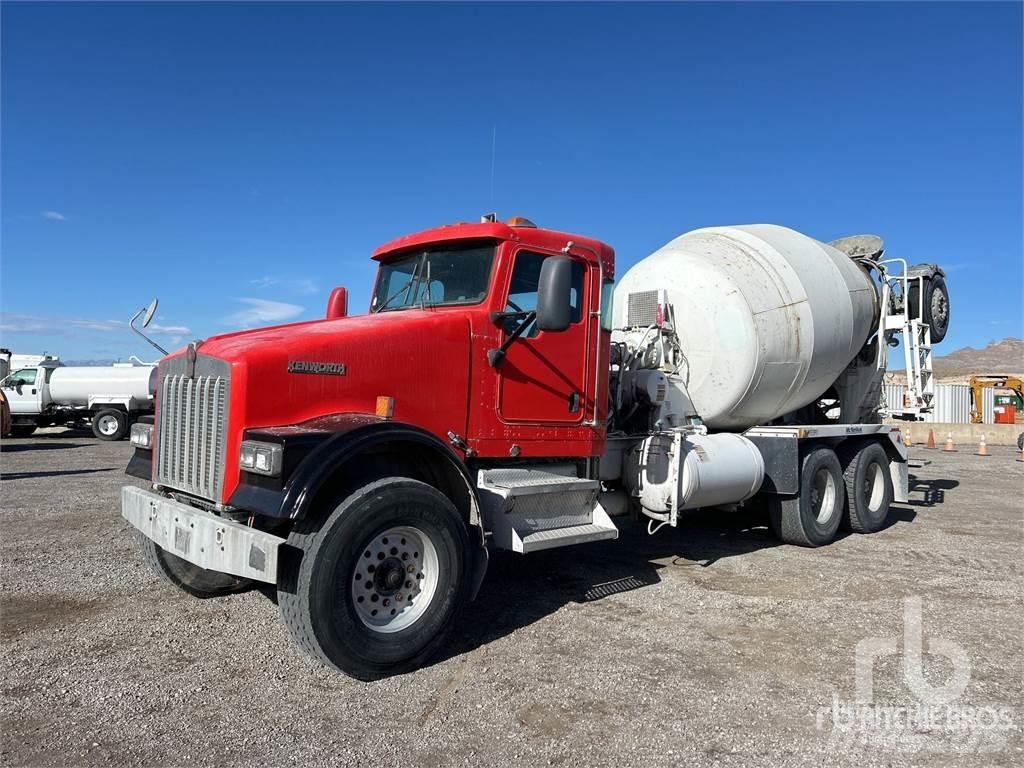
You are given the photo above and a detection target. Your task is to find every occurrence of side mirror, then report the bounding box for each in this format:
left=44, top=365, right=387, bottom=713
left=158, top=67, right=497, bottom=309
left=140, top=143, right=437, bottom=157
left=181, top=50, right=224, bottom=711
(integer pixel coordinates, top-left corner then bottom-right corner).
left=536, top=257, right=572, bottom=332
left=326, top=287, right=348, bottom=319
left=142, top=298, right=159, bottom=328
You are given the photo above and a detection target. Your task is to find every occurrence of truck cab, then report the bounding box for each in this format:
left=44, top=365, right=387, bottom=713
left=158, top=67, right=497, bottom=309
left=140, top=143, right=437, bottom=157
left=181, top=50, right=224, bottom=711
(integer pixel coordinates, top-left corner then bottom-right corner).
left=123, top=216, right=619, bottom=679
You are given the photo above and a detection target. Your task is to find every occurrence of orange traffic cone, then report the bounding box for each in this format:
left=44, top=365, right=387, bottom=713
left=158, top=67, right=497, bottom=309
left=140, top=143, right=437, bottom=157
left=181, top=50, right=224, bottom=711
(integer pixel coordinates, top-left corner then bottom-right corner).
left=943, top=432, right=956, bottom=452
left=926, top=429, right=936, bottom=450
left=975, top=434, right=989, bottom=457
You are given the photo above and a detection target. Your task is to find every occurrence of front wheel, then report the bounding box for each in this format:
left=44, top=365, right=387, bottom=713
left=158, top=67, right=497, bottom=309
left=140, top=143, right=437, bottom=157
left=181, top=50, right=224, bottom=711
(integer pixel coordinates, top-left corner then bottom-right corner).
left=137, top=533, right=250, bottom=597
left=92, top=408, right=128, bottom=441
left=8, top=424, right=37, bottom=438
left=278, top=477, right=469, bottom=680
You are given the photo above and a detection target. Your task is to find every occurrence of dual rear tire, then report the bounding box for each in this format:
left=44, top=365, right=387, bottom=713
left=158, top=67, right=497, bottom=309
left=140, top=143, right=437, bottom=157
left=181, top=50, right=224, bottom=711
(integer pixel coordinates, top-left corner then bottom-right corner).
left=769, top=442, right=893, bottom=547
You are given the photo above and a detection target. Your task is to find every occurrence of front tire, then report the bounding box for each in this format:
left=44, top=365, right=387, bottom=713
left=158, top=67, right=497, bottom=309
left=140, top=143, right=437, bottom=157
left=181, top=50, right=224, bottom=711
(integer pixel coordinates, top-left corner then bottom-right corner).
left=92, top=408, right=128, bottom=441
left=279, top=477, right=469, bottom=680
left=137, top=533, right=250, bottom=597
left=839, top=441, right=894, bottom=533
left=768, top=447, right=844, bottom=547
left=8, top=424, right=37, bottom=438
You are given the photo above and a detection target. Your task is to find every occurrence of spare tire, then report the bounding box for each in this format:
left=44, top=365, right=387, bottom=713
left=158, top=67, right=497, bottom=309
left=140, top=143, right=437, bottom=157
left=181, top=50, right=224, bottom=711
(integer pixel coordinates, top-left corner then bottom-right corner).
left=908, top=274, right=949, bottom=343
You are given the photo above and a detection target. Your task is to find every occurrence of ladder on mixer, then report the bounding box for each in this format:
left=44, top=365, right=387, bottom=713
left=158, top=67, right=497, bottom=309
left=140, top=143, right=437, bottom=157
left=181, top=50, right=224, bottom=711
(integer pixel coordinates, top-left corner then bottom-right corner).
left=878, top=264, right=935, bottom=419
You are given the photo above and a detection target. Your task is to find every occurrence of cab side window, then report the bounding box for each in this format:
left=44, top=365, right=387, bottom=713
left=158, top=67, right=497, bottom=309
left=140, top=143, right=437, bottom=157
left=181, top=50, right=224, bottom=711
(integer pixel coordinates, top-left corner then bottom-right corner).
left=505, top=251, right=584, bottom=336
left=9, top=368, right=36, bottom=385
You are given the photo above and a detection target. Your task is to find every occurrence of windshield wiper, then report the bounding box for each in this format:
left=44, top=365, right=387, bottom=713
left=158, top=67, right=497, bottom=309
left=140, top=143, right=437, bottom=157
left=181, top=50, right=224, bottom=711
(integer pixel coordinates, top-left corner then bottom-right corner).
left=374, top=253, right=425, bottom=313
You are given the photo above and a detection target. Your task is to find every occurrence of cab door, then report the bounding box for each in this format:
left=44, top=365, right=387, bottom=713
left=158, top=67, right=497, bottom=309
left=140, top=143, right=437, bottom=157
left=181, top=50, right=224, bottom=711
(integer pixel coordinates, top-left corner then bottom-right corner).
left=496, top=249, right=590, bottom=424
left=2, top=367, right=43, bottom=414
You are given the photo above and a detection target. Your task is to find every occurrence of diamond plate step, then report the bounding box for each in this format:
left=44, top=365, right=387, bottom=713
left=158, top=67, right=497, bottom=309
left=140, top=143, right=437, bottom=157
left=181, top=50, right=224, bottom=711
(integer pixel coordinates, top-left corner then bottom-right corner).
left=514, top=521, right=619, bottom=554
left=482, top=468, right=598, bottom=496
left=478, top=465, right=618, bottom=553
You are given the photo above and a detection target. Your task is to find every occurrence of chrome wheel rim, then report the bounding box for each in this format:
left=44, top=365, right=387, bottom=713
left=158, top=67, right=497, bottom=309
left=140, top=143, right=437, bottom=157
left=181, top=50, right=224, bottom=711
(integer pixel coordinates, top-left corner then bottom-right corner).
left=350, top=526, right=439, bottom=634
left=810, top=467, right=837, bottom=524
left=931, top=288, right=948, bottom=331
left=97, top=414, right=119, bottom=436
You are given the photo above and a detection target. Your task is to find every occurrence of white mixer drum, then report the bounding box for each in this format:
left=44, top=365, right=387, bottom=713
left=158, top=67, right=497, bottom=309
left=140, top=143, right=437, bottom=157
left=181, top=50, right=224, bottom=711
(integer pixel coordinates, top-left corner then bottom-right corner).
left=614, top=225, right=878, bottom=430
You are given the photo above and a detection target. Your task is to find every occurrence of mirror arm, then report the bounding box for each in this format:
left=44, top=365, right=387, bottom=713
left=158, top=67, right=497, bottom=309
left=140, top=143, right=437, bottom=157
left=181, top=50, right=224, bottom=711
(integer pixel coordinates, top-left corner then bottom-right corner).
left=130, top=307, right=169, bottom=356
left=487, top=311, right=536, bottom=368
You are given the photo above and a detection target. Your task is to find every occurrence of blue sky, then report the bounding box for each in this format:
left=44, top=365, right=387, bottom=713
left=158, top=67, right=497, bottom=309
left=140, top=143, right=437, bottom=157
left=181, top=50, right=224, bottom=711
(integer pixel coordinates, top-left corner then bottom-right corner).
left=2, top=1, right=1021, bottom=363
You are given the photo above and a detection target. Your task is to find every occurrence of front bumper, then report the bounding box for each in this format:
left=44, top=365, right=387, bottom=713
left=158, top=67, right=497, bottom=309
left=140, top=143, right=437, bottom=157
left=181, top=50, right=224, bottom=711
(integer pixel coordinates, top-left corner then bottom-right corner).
left=121, top=485, right=285, bottom=584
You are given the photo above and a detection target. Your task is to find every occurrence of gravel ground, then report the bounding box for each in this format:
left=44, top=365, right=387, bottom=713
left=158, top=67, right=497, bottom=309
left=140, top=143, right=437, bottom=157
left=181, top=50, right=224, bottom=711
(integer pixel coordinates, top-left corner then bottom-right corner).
left=1, top=428, right=1021, bottom=766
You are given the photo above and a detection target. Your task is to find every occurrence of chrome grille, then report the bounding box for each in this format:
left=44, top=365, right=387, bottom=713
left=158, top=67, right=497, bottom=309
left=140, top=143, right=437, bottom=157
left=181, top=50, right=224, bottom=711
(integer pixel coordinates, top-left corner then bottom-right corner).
left=155, top=371, right=228, bottom=500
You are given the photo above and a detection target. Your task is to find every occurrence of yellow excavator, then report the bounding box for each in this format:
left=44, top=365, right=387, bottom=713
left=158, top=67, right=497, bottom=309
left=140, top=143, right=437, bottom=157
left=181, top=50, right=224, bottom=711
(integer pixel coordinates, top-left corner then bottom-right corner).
left=969, top=375, right=1024, bottom=450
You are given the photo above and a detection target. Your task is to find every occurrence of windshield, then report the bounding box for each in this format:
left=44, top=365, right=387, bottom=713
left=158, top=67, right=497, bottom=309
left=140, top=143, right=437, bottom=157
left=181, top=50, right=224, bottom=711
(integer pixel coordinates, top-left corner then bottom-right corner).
left=372, top=244, right=496, bottom=312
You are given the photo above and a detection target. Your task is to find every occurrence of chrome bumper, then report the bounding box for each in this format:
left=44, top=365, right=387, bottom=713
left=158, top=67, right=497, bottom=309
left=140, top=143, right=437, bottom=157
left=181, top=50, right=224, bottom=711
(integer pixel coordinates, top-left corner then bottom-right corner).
left=121, top=485, right=285, bottom=584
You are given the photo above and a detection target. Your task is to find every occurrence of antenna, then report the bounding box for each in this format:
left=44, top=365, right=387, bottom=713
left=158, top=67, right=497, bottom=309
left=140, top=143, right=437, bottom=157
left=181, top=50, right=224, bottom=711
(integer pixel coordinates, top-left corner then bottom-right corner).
left=489, top=124, right=497, bottom=207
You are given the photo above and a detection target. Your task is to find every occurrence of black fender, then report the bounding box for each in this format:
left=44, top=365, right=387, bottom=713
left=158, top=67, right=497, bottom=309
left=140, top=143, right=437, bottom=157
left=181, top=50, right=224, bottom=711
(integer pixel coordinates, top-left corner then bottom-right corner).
left=228, top=413, right=489, bottom=598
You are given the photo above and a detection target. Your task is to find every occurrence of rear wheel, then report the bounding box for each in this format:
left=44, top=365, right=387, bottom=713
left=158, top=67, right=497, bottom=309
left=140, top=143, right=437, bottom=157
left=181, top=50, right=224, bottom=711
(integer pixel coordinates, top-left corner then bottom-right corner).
left=768, top=447, right=844, bottom=547
left=908, top=274, right=949, bottom=343
left=839, top=441, right=894, bottom=533
left=278, top=477, right=469, bottom=680
left=92, top=408, right=128, bottom=440
left=137, top=533, right=250, bottom=597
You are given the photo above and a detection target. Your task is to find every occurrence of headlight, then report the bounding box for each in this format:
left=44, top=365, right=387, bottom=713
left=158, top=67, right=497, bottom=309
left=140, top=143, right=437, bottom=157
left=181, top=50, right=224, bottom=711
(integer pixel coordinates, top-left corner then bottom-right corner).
left=239, top=440, right=283, bottom=477
left=130, top=423, right=154, bottom=449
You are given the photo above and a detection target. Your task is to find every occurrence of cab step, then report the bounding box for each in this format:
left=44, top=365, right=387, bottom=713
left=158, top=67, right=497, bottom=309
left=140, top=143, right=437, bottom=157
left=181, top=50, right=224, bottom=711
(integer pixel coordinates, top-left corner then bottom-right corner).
left=477, top=466, right=619, bottom=553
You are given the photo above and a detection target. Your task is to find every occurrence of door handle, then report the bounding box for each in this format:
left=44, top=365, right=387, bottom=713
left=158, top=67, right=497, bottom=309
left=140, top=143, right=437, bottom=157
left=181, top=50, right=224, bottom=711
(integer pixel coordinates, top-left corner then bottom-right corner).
left=568, top=392, right=581, bottom=413
left=31, top=389, right=36, bottom=395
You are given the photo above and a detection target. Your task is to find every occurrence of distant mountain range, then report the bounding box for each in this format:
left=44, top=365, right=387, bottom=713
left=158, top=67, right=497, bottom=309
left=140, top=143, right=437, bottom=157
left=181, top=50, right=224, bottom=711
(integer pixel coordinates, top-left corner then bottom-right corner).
left=63, top=359, right=119, bottom=367
left=887, top=337, right=1024, bottom=384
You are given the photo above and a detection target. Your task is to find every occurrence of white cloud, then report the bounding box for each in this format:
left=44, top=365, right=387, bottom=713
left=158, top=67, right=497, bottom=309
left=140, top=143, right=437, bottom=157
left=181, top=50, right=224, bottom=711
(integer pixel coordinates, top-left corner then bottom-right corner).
left=0, top=313, right=52, bottom=333
left=1, top=313, right=189, bottom=337
left=148, top=322, right=191, bottom=335
left=71, top=319, right=124, bottom=332
left=250, top=276, right=319, bottom=295
left=41, top=210, right=66, bottom=221
left=225, top=298, right=304, bottom=328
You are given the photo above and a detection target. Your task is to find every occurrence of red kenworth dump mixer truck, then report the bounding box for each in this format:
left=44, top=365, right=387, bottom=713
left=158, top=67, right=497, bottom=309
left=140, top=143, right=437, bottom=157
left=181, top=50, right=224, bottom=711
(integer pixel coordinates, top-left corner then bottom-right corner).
left=121, top=215, right=949, bottom=679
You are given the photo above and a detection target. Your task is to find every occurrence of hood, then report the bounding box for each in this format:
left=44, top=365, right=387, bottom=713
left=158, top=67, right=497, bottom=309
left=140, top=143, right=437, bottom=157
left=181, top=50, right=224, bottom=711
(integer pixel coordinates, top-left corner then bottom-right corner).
left=190, top=308, right=475, bottom=432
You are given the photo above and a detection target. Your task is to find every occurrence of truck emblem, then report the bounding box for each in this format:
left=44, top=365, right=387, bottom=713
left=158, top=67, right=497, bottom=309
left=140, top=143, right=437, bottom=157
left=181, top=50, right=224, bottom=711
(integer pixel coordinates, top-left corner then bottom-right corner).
left=287, top=361, right=347, bottom=376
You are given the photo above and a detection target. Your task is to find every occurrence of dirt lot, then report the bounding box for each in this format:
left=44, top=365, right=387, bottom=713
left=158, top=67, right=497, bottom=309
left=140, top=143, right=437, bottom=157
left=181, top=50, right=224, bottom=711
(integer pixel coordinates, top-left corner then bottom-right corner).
left=1, top=429, right=1021, bottom=766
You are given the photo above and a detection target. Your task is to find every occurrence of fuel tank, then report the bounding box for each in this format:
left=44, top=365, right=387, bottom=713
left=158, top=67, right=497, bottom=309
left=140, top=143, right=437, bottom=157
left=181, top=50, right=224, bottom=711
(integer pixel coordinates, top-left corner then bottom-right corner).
left=614, top=225, right=879, bottom=429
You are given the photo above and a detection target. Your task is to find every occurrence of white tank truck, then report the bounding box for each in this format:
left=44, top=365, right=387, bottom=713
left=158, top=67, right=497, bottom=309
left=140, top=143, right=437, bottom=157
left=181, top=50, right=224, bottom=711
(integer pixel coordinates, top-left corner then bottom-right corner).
left=1, top=361, right=157, bottom=440
left=601, top=224, right=947, bottom=545
left=1, top=300, right=173, bottom=441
